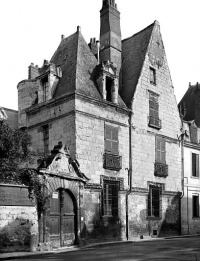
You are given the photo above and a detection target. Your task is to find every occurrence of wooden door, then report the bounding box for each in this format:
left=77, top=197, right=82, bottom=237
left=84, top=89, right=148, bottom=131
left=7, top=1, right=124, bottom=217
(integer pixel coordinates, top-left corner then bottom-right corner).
left=62, top=190, right=75, bottom=246
left=49, top=190, right=60, bottom=245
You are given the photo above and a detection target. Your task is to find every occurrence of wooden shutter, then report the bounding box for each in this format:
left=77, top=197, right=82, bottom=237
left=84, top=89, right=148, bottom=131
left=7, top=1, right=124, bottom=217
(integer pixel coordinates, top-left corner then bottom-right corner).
left=156, top=137, right=166, bottom=163
left=105, top=124, right=118, bottom=155
left=192, top=153, right=199, bottom=177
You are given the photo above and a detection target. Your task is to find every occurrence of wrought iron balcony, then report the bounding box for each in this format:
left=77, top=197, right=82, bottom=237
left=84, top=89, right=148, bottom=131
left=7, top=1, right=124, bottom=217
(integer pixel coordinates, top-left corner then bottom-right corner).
left=103, top=153, right=122, bottom=171
left=148, top=116, right=161, bottom=129
left=154, top=162, right=168, bottom=177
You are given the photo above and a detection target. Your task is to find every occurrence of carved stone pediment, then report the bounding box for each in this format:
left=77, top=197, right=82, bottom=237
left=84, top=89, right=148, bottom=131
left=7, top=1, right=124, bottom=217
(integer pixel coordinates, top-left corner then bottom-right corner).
left=38, top=141, right=89, bottom=182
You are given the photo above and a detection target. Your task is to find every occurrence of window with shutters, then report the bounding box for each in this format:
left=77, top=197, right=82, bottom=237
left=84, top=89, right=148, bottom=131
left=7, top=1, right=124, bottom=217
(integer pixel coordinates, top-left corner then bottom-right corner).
left=103, top=180, right=119, bottom=217
left=192, top=195, right=199, bottom=218
left=190, top=125, right=198, bottom=144
left=148, top=185, right=161, bottom=218
left=192, top=153, right=199, bottom=177
left=155, top=137, right=168, bottom=177
left=103, top=124, right=122, bottom=170
left=150, top=67, right=156, bottom=85
left=148, top=91, right=161, bottom=129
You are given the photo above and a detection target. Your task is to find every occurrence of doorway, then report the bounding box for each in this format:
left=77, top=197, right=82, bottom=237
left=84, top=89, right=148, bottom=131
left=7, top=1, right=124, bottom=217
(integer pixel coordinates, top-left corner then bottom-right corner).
left=49, top=188, right=77, bottom=246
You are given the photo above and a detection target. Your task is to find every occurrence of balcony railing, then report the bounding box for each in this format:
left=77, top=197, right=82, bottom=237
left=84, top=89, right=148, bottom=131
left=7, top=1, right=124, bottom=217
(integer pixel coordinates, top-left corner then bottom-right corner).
left=154, top=162, right=168, bottom=177
left=148, top=116, right=161, bottom=129
left=103, top=153, right=122, bottom=171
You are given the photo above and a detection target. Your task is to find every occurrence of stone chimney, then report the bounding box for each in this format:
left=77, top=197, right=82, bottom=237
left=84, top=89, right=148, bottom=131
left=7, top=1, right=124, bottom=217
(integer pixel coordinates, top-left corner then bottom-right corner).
left=28, top=63, right=39, bottom=79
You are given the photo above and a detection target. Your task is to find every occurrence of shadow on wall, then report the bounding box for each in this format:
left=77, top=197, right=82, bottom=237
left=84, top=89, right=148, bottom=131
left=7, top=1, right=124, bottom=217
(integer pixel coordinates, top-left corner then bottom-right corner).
left=0, top=218, right=37, bottom=253
left=158, top=195, right=180, bottom=237
left=80, top=215, right=123, bottom=246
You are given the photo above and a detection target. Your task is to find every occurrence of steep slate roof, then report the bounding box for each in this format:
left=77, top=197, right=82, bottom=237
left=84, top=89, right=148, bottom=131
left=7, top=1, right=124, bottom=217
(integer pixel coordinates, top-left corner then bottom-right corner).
left=51, top=30, right=101, bottom=100
left=178, top=84, right=197, bottom=121
left=120, top=23, right=154, bottom=107
left=50, top=29, right=127, bottom=108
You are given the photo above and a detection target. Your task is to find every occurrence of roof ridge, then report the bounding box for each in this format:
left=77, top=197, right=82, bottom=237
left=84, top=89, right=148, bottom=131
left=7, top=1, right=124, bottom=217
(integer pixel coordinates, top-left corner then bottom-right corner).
left=122, top=21, right=155, bottom=43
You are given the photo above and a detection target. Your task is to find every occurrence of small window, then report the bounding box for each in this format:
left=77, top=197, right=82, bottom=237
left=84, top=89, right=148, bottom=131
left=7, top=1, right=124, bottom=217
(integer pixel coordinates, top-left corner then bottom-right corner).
left=148, top=186, right=161, bottom=218
left=190, top=125, right=198, bottom=144
left=156, top=137, right=166, bottom=164
left=150, top=67, right=156, bottom=85
left=106, top=77, right=114, bottom=102
left=192, top=195, right=199, bottom=217
left=103, top=180, right=119, bottom=217
left=192, top=153, right=199, bottom=177
left=43, top=125, right=49, bottom=157
left=105, top=124, right=118, bottom=155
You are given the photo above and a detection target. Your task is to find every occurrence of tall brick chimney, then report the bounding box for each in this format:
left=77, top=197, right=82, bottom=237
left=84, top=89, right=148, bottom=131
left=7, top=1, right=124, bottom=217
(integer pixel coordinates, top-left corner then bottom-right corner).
left=100, top=0, right=121, bottom=75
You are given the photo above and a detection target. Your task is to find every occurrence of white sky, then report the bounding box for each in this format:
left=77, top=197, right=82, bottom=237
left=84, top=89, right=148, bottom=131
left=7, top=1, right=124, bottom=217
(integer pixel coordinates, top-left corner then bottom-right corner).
left=0, top=0, right=199, bottom=110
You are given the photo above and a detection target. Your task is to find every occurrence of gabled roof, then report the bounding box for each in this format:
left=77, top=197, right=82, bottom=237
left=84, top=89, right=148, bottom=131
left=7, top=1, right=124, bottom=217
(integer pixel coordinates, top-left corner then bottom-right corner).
left=178, top=84, right=197, bottom=123
left=51, top=30, right=101, bottom=100
left=120, top=23, right=154, bottom=107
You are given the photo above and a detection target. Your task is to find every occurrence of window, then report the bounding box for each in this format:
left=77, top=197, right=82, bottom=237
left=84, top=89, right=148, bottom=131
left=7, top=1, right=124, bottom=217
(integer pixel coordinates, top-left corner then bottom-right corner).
left=41, top=77, right=48, bottom=101
left=105, top=124, right=118, bottom=155
left=148, top=186, right=161, bottom=218
left=156, top=137, right=166, bottom=164
left=192, top=195, right=199, bottom=218
left=43, top=125, right=49, bottom=157
left=150, top=67, right=156, bottom=85
left=192, top=153, right=199, bottom=177
left=103, top=180, right=119, bottom=217
left=106, top=77, right=114, bottom=102
left=190, top=125, right=198, bottom=144
left=148, top=91, right=161, bottom=129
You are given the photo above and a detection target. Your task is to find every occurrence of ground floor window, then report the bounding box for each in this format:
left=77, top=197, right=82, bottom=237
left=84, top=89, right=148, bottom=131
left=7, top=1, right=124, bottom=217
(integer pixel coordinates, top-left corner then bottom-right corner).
left=148, top=185, right=161, bottom=218
left=192, top=195, right=199, bottom=218
left=103, top=180, right=119, bottom=217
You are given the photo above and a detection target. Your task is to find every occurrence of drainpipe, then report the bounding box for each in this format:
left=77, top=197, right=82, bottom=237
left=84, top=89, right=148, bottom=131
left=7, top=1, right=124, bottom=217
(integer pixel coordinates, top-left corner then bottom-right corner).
left=179, top=104, right=186, bottom=235
left=126, top=106, right=133, bottom=240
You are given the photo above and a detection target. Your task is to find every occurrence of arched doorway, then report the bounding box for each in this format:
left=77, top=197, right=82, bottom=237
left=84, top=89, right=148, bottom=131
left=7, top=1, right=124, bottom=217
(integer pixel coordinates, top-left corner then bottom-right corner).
left=49, top=188, right=77, bottom=247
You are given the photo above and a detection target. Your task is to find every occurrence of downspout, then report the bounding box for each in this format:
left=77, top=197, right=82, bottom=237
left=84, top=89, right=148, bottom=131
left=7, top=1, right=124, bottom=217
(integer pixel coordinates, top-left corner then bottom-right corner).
left=179, top=104, right=186, bottom=235
left=126, top=106, right=133, bottom=240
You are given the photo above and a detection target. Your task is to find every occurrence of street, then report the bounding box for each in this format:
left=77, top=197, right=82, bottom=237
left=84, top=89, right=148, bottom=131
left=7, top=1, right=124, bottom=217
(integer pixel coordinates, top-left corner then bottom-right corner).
left=2, top=237, right=200, bottom=261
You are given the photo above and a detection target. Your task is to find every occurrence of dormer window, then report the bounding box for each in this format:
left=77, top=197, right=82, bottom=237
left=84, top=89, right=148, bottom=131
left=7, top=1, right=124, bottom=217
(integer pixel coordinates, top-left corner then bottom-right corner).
left=96, top=61, right=119, bottom=104
left=41, top=76, right=48, bottom=102
left=106, top=77, right=114, bottom=102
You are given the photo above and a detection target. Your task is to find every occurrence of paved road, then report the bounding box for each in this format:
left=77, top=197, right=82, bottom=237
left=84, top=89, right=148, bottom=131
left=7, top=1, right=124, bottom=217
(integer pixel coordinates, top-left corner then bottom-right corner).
left=2, top=237, right=200, bottom=261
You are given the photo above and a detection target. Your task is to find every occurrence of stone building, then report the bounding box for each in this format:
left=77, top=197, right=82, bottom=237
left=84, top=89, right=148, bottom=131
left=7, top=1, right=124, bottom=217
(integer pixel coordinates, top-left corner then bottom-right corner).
left=17, top=0, right=182, bottom=247
left=179, top=83, right=200, bottom=234
left=0, top=107, right=18, bottom=129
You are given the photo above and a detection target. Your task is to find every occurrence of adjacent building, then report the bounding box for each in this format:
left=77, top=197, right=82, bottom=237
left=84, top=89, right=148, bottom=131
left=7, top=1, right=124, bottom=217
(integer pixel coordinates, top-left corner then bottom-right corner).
left=17, top=0, right=182, bottom=247
left=179, top=83, right=200, bottom=234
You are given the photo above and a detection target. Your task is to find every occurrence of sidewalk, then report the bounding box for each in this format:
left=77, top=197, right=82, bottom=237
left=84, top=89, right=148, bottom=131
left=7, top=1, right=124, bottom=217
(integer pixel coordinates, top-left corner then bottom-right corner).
left=1, top=234, right=200, bottom=260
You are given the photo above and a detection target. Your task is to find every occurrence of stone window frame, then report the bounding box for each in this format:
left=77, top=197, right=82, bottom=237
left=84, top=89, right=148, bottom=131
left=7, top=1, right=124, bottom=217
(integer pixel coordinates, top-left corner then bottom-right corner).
left=148, top=90, right=161, bottom=129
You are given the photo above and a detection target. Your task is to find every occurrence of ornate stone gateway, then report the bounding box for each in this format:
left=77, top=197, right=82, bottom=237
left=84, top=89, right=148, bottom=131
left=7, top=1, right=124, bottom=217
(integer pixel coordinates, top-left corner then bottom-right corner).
left=38, top=142, right=89, bottom=248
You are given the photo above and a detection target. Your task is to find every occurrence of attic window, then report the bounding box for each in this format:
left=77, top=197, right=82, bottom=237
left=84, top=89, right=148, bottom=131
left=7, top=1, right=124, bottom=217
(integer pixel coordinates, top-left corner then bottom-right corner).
left=150, top=67, right=156, bottom=85
left=106, top=77, right=114, bottom=102
left=56, top=66, right=62, bottom=78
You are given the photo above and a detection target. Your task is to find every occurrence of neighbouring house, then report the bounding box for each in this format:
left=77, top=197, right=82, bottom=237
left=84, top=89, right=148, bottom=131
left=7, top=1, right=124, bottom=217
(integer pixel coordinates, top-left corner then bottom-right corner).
left=179, top=82, right=200, bottom=234
left=17, top=0, right=182, bottom=248
left=0, top=107, right=18, bottom=129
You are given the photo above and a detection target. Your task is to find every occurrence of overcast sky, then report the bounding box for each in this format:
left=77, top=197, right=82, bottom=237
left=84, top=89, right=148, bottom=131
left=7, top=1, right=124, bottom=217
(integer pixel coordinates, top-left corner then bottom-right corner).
left=0, top=0, right=199, bottom=110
